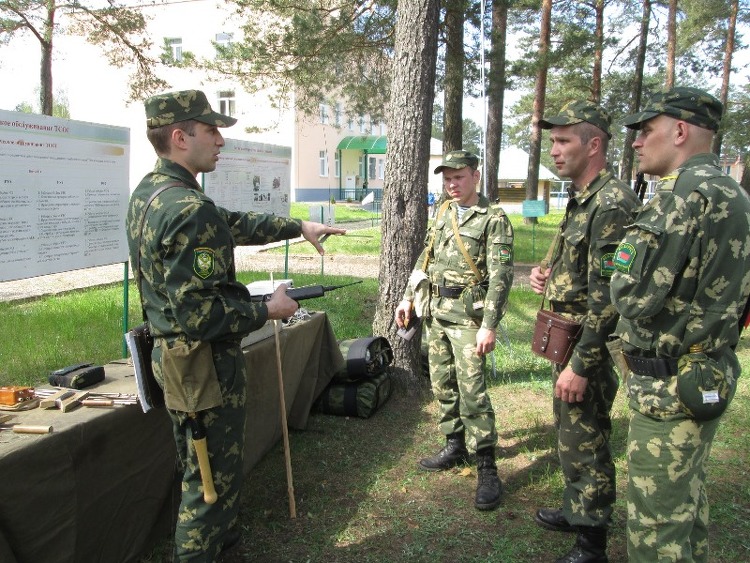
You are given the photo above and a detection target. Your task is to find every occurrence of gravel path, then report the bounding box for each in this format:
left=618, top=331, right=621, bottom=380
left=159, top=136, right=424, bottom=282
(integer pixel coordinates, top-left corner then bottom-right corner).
left=0, top=241, right=533, bottom=302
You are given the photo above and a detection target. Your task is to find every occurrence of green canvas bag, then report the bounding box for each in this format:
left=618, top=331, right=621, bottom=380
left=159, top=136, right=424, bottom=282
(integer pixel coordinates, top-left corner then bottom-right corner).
left=315, top=371, right=393, bottom=418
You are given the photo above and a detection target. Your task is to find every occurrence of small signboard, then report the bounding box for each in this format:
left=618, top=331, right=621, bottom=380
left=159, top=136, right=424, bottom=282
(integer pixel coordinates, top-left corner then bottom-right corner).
left=522, top=199, right=547, bottom=218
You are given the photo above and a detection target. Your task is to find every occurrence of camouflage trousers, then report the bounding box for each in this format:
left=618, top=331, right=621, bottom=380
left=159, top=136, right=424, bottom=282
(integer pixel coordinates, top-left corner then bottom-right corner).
left=553, top=361, right=618, bottom=528
left=426, top=316, right=497, bottom=452
left=155, top=340, right=247, bottom=562
left=626, top=370, right=723, bottom=563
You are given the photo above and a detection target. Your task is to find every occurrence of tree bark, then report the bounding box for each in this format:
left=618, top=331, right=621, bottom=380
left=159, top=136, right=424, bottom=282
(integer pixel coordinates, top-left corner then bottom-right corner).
left=40, top=1, right=55, bottom=116
left=591, top=0, right=604, bottom=103
left=666, top=0, right=678, bottom=88
left=443, top=0, right=465, bottom=152
left=525, top=0, right=552, bottom=224
left=485, top=0, right=508, bottom=203
left=712, top=0, right=738, bottom=156
left=373, top=0, right=439, bottom=388
left=620, top=0, right=650, bottom=184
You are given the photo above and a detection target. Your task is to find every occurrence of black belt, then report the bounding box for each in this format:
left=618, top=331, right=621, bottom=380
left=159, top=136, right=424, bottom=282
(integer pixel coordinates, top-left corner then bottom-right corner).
left=431, top=284, right=464, bottom=298
left=623, top=353, right=678, bottom=378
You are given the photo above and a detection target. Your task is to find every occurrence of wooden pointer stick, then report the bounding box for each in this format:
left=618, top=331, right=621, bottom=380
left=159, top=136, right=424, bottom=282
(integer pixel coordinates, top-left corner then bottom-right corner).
left=188, top=412, right=218, bottom=504
left=271, top=273, right=296, bottom=518
left=0, top=424, right=53, bottom=434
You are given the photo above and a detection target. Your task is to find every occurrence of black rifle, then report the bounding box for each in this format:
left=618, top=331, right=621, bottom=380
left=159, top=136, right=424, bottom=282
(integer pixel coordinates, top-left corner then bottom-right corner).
left=636, top=172, right=648, bottom=201
left=250, top=280, right=362, bottom=303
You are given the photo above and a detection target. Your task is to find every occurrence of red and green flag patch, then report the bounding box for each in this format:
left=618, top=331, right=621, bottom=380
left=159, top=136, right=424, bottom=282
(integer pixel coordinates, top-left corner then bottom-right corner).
left=614, top=243, right=636, bottom=273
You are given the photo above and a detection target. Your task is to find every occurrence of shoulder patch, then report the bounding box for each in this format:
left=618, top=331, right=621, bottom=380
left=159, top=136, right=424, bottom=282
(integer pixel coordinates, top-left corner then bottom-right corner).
left=498, top=244, right=512, bottom=263
left=613, top=243, right=636, bottom=273
left=600, top=252, right=616, bottom=277
left=193, top=247, right=215, bottom=279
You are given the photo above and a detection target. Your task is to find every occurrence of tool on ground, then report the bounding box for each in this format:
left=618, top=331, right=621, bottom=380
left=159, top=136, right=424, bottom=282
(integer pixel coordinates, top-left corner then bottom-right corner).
left=250, top=280, right=362, bottom=303
left=271, top=272, right=297, bottom=518
left=187, top=412, right=217, bottom=504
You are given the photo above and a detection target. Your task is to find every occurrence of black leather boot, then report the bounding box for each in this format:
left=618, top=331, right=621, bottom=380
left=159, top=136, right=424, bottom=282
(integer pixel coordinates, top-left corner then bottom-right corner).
left=418, top=432, right=469, bottom=471
left=554, top=526, right=608, bottom=563
left=534, top=507, right=577, bottom=533
left=474, top=447, right=502, bottom=511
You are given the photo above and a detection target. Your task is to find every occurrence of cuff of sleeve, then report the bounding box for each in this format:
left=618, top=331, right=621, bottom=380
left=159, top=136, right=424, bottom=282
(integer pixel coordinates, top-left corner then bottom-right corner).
left=570, top=353, right=590, bottom=378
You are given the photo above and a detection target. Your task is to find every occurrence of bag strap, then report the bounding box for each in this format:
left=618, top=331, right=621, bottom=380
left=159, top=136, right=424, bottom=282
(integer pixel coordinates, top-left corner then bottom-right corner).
left=538, top=218, right=566, bottom=311
left=135, top=183, right=182, bottom=321
left=421, top=199, right=452, bottom=272
left=449, top=206, right=483, bottom=283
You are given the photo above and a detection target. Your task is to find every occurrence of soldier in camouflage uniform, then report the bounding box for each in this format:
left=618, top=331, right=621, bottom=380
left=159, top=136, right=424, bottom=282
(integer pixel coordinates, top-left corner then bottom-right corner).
left=530, top=101, right=640, bottom=563
left=395, top=150, right=514, bottom=511
left=610, top=87, right=750, bottom=562
left=126, top=89, right=344, bottom=562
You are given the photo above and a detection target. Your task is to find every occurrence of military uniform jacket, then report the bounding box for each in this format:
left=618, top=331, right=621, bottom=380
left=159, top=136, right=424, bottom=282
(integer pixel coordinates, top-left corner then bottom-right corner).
left=611, top=153, right=750, bottom=359
left=404, top=195, right=514, bottom=329
left=126, top=158, right=303, bottom=343
left=546, top=169, right=640, bottom=377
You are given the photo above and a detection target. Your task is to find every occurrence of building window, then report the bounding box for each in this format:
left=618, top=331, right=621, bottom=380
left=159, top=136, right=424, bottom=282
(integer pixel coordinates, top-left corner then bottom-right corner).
left=319, top=104, right=329, bottom=125
left=334, top=152, right=341, bottom=178
left=369, top=157, right=377, bottom=180
left=348, top=116, right=354, bottom=131
left=319, top=150, right=329, bottom=177
left=218, top=91, right=235, bottom=117
left=380, top=122, right=386, bottom=135
left=334, top=103, right=342, bottom=127
left=358, top=156, right=365, bottom=178
left=215, top=33, right=233, bottom=58
left=166, top=37, right=183, bottom=63
left=358, top=116, right=366, bottom=133
left=378, top=158, right=384, bottom=180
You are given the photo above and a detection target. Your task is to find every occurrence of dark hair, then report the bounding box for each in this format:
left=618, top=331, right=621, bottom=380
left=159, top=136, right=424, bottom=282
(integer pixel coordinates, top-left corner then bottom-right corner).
left=146, top=119, right=199, bottom=155
left=575, top=121, right=609, bottom=152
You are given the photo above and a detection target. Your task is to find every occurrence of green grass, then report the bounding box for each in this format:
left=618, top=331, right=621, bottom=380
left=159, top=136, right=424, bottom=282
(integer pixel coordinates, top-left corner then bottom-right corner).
left=278, top=203, right=564, bottom=264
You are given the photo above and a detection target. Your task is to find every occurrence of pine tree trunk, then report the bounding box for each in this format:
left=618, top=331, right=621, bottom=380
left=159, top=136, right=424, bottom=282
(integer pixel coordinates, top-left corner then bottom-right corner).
left=665, top=0, right=677, bottom=88
left=373, top=0, right=440, bottom=390
left=443, top=1, right=465, bottom=153
left=485, top=0, right=509, bottom=203
left=525, top=0, right=552, bottom=224
left=40, top=3, right=56, bottom=116
left=712, top=0, right=738, bottom=157
left=620, top=0, right=650, bottom=184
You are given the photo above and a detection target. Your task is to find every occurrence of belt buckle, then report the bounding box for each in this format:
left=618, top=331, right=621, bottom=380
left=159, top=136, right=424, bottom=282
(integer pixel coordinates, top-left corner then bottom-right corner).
left=431, top=284, right=440, bottom=297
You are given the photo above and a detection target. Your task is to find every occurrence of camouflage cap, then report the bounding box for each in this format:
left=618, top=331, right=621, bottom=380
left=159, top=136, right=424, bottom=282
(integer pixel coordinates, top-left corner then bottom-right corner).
left=144, top=90, right=237, bottom=129
left=433, top=150, right=480, bottom=174
left=622, top=86, right=722, bottom=131
left=538, top=100, right=612, bottom=139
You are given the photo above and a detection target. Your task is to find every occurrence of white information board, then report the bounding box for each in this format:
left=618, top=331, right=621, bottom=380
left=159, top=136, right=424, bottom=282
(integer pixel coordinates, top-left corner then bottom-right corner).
left=203, top=139, right=291, bottom=217
left=0, top=110, right=130, bottom=282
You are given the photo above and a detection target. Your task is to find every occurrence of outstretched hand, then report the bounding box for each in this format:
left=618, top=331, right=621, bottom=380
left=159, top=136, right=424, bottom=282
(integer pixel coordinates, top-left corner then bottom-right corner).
left=300, top=220, right=347, bottom=255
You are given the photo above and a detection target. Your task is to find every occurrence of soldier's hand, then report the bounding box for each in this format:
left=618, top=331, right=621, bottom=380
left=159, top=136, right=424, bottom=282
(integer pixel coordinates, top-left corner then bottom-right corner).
left=554, top=366, right=588, bottom=403
left=265, top=283, right=299, bottom=320
left=476, top=327, right=496, bottom=356
left=529, top=266, right=550, bottom=295
left=395, top=300, right=413, bottom=329
left=300, top=220, right=346, bottom=255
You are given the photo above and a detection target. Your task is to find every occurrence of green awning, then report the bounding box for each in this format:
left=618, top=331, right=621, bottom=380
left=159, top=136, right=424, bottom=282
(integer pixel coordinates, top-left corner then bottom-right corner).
left=336, top=135, right=387, bottom=154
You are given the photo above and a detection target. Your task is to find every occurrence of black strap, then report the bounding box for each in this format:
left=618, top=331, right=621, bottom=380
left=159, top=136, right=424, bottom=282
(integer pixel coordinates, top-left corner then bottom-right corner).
left=135, top=183, right=182, bottom=321
left=343, top=384, right=359, bottom=417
